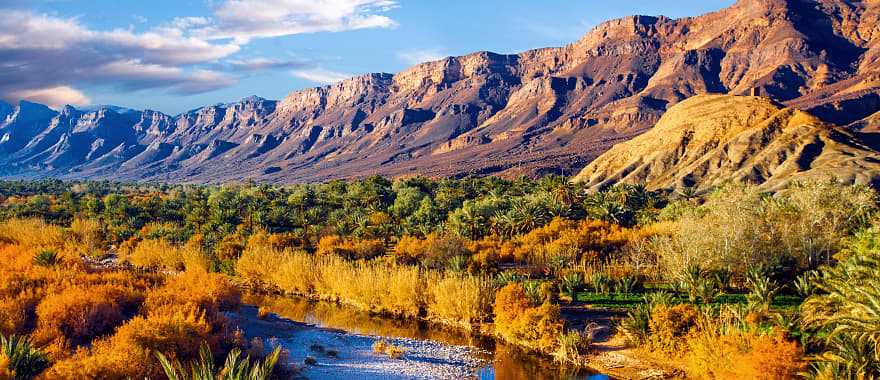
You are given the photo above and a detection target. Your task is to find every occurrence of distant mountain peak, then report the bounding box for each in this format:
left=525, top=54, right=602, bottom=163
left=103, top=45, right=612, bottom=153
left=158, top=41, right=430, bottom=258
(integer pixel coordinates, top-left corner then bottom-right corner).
left=1, top=0, right=879, bottom=184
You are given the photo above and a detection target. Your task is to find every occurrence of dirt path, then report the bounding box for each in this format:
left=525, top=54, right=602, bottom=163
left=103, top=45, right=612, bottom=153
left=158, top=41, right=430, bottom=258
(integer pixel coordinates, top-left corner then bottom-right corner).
left=560, top=305, right=682, bottom=380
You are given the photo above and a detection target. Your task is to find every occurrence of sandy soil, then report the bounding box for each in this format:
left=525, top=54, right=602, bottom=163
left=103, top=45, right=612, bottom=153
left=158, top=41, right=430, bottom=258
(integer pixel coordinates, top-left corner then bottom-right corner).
left=227, top=305, right=488, bottom=380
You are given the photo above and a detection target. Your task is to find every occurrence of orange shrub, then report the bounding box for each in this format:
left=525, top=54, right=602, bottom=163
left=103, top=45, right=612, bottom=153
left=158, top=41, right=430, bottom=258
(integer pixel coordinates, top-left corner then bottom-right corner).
left=144, top=271, right=240, bottom=324
left=0, top=291, right=41, bottom=336
left=648, top=304, right=699, bottom=353
left=392, top=233, right=468, bottom=267
left=33, top=284, right=142, bottom=348
left=467, top=236, right=505, bottom=271
left=493, top=283, right=564, bottom=352
left=317, top=235, right=385, bottom=260
left=685, top=330, right=804, bottom=379
left=46, top=304, right=215, bottom=379
left=507, top=218, right=633, bottom=265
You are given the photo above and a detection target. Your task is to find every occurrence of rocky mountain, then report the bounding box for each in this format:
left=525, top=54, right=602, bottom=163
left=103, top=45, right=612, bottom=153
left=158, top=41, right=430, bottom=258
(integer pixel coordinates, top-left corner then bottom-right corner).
left=572, top=94, right=880, bottom=190
left=2, top=0, right=880, bottom=183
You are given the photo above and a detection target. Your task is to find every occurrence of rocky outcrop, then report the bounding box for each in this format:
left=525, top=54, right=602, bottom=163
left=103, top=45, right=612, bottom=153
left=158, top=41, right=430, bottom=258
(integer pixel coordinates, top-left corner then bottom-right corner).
left=1, top=0, right=879, bottom=182
left=572, top=95, right=880, bottom=190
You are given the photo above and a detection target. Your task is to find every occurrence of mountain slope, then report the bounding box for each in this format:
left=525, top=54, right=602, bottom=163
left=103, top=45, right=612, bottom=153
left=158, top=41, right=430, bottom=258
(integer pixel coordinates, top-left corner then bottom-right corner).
left=1, top=0, right=880, bottom=183
left=572, top=94, right=880, bottom=190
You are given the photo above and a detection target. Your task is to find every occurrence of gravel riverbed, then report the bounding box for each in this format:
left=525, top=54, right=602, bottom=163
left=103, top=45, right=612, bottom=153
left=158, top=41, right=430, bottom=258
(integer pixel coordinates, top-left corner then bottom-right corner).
left=228, top=305, right=489, bottom=380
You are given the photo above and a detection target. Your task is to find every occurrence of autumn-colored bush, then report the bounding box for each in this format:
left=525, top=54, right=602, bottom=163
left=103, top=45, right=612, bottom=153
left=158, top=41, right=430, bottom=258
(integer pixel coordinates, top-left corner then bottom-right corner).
left=124, top=237, right=211, bottom=272
left=0, top=218, right=65, bottom=250
left=426, top=273, right=494, bottom=328
left=144, top=271, right=240, bottom=324
left=647, top=304, right=699, bottom=353
left=467, top=236, right=505, bottom=271
left=316, top=235, right=385, bottom=260
left=46, top=304, right=216, bottom=379
left=493, top=283, right=564, bottom=352
left=0, top=218, right=247, bottom=379
left=393, top=233, right=469, bottom=268
left=33, top=284, right=142, bottom=349
left=505, top=218, right=633, bottom=266
left=685, top=330, right=804, bottom=379
left=67, top=218, right=106, bottom=258
left=313, top=257, right=424, bottom=317
left=235, top=242, right=297, bottom=288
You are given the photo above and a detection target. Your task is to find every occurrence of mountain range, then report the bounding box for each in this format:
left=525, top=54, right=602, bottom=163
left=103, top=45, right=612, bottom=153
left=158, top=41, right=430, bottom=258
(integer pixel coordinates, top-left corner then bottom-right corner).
left=2, top=0, right=880, bottom=187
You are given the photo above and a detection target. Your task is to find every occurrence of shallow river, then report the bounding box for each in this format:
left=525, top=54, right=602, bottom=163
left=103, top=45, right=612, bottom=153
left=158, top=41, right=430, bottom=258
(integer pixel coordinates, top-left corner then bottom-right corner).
left=235, top=294, right=610, bottom=380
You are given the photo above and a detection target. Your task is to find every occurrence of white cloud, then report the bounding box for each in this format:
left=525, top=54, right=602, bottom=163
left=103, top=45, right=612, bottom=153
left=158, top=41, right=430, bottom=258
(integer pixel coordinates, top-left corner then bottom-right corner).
left=10, top=86, right=91, bottom=108
left=202, top=0, right=398, bottom=43
left=291, top=68, right=353, bottom=84
left=397, top=48, right=449, bottom=65
left=0, top=10, right=240, bottom=104
left=228, top=57, right=310, bottom=72
left=0, top=1, right=400, bottom=107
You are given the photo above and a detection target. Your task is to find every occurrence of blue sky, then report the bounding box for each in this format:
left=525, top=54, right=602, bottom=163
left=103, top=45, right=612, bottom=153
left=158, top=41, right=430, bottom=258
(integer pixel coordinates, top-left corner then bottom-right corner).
left=1, top=0, right=734, bottom=114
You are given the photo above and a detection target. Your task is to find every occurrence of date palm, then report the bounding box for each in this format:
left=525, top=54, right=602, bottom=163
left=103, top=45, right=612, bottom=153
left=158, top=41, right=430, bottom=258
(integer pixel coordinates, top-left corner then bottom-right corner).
left=157, top=344, right=281, bottom=380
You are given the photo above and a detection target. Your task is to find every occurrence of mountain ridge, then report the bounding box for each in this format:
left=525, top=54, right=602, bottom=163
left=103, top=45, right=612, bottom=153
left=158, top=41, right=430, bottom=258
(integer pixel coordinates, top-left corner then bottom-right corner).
left=573, top=94, right=880, bottom=190
left=2, top=0, right=880, bottom=183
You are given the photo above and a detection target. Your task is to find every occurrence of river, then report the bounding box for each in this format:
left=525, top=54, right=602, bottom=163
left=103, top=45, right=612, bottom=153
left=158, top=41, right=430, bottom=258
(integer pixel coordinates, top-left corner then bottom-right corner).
left=233, top=294, right=611, bottom=380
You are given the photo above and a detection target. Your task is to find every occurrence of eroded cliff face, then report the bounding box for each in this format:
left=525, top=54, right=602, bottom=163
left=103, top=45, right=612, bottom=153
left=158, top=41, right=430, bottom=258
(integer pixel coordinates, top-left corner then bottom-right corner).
left=2, top=0, right=879, bottom=183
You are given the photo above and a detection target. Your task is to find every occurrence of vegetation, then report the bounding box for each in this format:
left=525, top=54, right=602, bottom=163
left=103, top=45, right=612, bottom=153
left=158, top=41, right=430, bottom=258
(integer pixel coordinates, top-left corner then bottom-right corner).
left=0, top=177, right=879, bottom=376
left=156, top=343, right=281, bottom=380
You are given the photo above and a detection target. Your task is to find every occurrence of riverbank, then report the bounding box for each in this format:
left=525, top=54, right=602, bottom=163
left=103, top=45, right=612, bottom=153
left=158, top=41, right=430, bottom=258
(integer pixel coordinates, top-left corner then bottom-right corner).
left=228, top=304, right=488, bottom=379
left=239, top=294, right=609, bottom=379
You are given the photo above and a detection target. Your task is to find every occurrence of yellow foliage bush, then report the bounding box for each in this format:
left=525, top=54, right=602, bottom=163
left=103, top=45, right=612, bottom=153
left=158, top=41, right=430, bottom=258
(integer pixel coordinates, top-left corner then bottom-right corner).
left=144, top=271, right=240, bottom=324
left=67, top=218, right=106, bottom=258
left=393, top=233, right=469, bottom=267
left=0, top=219, right=243, bottom=379
left=0, top=218, right=65, bottom=250
left=317, top=235, right=385, bottom=260
left=426, top=273, right=494, bottom=328
left=124, top=238, right=211, bottom=272
left=685, top=330, right=805, bottom=379
left=33, top=284, right=142, bottom=348
left=236, top=248, right=493, bottom=324
left=647, top=304, right=699, bottom=353
left=493, top=283, right=564, bottom=352
left=507, top=218, right=633, bottom=265
left=46, top=304, right=215, bottom=379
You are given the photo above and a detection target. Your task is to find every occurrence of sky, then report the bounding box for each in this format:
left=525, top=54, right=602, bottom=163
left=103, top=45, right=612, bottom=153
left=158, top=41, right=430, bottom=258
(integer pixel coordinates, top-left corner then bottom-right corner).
left=0, top=0, right=735, bottom=114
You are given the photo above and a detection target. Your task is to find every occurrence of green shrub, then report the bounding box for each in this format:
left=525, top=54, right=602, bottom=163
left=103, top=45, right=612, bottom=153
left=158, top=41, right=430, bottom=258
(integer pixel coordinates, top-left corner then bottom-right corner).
left=31, top=250, right=59, bottom=268
left=1, top=334, right=49, bottom=380
left=619, top=305, right=651, bottom=346
left=559, top=271, right=583, bottom=301
left=745, top=268, right=780, bottom=312
left=590, top=273, right=612, bottom=295
left=156, top=343, right=281, bottom=380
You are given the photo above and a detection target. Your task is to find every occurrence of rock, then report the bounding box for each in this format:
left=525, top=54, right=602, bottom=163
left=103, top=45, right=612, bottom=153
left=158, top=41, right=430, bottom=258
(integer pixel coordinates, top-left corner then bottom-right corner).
left=2, top=0, right=880, bottom=182
left=573, top=94, right=880, bottom=191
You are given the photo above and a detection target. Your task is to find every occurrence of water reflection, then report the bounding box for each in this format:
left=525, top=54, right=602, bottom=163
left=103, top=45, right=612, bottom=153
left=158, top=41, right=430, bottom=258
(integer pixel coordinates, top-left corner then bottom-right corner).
left=244, top=294, right=605, bottom=380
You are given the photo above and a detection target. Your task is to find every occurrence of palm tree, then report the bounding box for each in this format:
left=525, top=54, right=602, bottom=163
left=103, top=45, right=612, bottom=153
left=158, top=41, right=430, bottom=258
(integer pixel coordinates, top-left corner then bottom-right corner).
left=156, top=344, right=281, bottom=380
left=802, top=229, right=880, bottom=379
left=1, top=334, right=49, bottom=380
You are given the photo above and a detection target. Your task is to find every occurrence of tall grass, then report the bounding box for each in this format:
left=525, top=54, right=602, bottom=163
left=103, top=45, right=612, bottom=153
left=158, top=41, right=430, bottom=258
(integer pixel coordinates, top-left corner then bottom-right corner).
left=236, top=243, right=494, bottom=327
left=0, top=219, right=65, bottom=250
left=125, top=238, right=211, bottom=272
left=426, top=273, right=494, bottom=327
